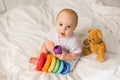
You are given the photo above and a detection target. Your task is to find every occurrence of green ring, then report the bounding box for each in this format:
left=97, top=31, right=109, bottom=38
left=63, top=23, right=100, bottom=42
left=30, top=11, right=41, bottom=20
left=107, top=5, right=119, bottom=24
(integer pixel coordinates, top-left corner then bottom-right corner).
left=52, top=58, right=60, bottom=73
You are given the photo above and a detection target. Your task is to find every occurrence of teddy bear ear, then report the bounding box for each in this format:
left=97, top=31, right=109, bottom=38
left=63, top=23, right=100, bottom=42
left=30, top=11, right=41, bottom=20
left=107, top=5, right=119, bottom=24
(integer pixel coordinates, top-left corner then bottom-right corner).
left=96, top=29, right=103, bottom=39
left=88, top=29, right=93, bottom=33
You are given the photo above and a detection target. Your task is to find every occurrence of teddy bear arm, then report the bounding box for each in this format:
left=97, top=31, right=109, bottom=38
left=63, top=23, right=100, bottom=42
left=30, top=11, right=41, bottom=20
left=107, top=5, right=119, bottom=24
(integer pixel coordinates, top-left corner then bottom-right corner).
left=82, top=47, right=92, bottom=55
left=83, top=39, right=89, bottom=46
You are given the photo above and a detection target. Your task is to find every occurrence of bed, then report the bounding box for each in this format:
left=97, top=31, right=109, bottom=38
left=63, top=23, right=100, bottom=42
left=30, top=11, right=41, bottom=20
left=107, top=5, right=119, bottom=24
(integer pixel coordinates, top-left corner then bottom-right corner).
left=0, top=0, right=120, bottom=80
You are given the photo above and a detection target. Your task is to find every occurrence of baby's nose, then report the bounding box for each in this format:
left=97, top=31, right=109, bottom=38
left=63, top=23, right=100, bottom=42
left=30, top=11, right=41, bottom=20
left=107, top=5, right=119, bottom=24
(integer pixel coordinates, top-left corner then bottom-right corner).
left=62, top=27, right=66, bottom=31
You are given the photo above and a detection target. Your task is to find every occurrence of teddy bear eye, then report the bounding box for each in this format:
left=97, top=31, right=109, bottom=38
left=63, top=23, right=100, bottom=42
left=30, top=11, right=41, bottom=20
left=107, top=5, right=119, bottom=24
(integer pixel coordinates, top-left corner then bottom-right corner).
left=92, top=38, right=94, bottom=40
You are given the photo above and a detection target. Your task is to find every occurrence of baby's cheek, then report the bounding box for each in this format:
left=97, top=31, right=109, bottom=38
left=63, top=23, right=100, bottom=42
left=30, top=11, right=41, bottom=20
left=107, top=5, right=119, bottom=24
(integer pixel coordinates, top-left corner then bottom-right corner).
left=67, top=32, right=72, bottom=36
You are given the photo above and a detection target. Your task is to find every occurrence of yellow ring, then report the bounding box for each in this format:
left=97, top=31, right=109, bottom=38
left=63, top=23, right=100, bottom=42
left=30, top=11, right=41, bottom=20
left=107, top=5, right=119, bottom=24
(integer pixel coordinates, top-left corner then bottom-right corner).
left=48, top=56, right=56, bottom=72
left=52, top=58, right=60, bottom=73
left=42, top=54, right=52, bottom=72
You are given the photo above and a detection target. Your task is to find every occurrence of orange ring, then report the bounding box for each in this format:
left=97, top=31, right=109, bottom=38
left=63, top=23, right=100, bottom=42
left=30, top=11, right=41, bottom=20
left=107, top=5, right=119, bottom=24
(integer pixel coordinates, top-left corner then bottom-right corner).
left=42, top=54, right=52, bottom=72
left=36, top=52, right=46, bottom=71
left=48, top=56, right=56, bottom=72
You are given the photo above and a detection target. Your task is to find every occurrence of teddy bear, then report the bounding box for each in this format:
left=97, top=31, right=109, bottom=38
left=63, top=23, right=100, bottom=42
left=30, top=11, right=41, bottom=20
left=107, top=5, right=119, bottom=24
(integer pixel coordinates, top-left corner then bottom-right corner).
left=82, top=28, right=106, bottom=62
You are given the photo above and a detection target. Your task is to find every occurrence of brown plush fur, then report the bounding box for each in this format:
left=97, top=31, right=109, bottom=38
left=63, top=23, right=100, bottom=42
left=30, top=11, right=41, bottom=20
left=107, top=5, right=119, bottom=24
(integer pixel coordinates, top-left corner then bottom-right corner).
left=82, top=29, right=106, bottom=62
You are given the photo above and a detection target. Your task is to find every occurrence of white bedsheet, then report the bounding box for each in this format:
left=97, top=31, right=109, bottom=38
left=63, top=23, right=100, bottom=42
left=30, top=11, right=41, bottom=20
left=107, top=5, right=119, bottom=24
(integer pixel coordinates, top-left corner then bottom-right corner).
left=0, top=0, right=120, bottom=80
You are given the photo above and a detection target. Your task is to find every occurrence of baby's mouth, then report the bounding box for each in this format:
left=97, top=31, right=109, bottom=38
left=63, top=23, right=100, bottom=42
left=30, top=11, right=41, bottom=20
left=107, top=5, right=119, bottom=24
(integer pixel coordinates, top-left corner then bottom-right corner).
left=61, top=33, right=65, bottom=36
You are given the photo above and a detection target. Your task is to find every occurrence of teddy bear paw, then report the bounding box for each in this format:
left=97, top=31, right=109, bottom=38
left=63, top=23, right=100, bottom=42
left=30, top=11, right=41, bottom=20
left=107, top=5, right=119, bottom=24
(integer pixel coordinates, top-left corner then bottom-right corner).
left=96, top=57, right=105, bottom=62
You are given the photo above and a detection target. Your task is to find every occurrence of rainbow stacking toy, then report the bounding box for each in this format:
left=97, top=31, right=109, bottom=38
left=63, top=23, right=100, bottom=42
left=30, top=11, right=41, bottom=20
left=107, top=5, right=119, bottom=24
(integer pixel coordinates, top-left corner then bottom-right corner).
left=36, top=52, right=70, bottom=74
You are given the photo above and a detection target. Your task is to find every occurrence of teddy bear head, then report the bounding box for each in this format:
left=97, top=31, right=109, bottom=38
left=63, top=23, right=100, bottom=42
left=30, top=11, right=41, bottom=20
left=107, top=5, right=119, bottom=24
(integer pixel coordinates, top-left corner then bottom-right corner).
left=88, top=29, right=103, bottom=44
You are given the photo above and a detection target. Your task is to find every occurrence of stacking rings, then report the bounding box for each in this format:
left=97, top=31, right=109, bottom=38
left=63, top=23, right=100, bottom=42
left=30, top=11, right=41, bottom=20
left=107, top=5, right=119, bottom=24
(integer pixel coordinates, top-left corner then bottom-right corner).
left=36, top=52, right=70, bottom=74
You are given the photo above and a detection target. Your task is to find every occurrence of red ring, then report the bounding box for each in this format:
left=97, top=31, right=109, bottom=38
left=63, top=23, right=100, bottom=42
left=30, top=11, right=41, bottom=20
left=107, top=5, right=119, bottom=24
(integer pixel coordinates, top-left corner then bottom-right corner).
left=36, top=52, right=46, bottom=71
left=42, top=54, right=52, bottom=72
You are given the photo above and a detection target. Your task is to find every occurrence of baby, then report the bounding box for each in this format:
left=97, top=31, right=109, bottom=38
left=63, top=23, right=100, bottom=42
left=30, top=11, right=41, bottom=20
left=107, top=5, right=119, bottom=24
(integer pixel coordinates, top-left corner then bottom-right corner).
left=30, top=8, right=82, bottom=71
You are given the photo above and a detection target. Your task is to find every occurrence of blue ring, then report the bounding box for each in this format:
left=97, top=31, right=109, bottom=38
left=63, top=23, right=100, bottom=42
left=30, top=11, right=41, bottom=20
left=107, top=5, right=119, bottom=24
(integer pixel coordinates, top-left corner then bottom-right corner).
left=61, top=62, right=70, bottom=74
left=56, top=60, right=64, bottom=74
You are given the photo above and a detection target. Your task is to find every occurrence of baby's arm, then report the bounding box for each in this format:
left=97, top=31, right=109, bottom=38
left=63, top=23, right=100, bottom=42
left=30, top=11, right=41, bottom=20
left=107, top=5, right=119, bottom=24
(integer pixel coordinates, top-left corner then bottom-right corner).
left=46, top=40, right=56, bottom=55
left=66, top=52, right=80, bottom=60
left=56, top=52, right=80, bottom=60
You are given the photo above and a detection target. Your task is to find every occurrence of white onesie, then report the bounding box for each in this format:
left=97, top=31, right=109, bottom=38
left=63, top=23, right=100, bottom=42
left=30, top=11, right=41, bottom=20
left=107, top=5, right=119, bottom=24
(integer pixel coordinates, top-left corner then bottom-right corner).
left=46, top=27, right=82, bottom=71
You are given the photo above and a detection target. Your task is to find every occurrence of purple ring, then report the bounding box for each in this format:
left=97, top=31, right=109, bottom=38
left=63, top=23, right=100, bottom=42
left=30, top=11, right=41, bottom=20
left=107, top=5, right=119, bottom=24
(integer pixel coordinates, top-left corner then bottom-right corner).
left=53, top=45, right=62, bottom=54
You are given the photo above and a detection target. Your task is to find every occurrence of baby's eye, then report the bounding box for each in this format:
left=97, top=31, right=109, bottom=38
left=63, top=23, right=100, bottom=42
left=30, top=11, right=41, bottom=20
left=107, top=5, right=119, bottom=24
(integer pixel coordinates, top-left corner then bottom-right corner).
left=60, top=23, right=63, bottom=26
left=67, top=26, right=71, bottom=28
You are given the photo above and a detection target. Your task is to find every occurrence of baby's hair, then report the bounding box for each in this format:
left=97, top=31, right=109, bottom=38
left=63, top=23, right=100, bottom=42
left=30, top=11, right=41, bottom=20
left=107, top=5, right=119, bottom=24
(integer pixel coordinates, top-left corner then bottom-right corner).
left=56, top=8, right=78, bottom=26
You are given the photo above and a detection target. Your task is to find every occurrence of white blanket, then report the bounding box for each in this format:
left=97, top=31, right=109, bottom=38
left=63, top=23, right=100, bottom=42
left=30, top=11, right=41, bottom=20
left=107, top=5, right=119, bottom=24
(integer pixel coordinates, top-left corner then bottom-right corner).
left=0, top=0, right=120, bottom=80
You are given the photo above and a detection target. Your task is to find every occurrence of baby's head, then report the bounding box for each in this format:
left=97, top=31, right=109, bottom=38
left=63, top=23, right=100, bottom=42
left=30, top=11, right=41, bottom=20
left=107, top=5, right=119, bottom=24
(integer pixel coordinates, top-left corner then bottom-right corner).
left=56, top=9, right=78, bottom=38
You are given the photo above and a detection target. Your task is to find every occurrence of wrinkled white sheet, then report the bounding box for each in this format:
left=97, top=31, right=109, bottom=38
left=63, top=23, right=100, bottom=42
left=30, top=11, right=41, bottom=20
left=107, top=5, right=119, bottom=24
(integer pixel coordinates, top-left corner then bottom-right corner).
left=0, top=0, right=120, bottom=80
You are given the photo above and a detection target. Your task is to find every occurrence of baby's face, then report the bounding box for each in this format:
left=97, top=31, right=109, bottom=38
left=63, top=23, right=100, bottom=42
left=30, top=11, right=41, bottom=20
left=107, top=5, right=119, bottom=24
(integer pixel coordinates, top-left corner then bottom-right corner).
left=56, top=11, right=77, bottom=38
